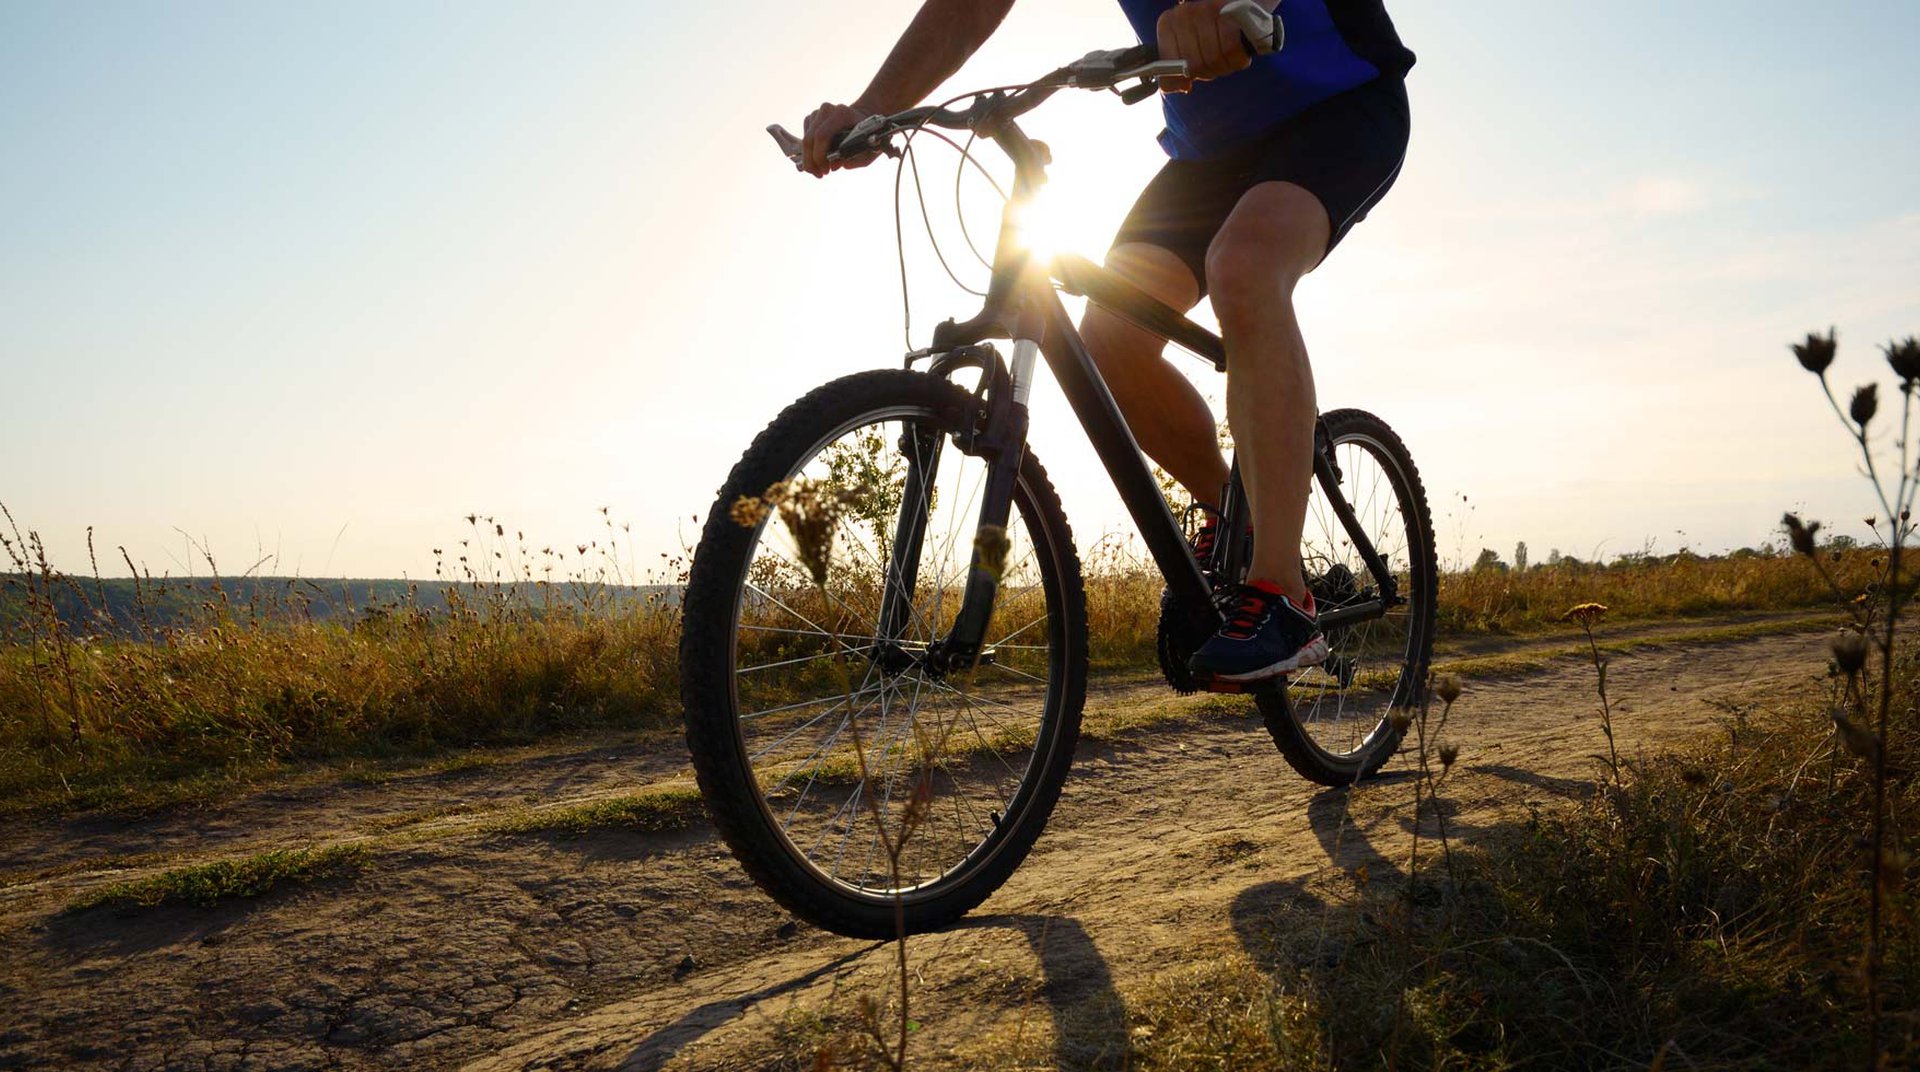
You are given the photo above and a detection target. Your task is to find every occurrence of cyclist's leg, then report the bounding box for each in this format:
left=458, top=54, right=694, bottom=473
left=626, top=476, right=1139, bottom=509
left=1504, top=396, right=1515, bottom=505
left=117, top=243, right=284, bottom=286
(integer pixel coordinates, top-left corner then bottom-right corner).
left=1207, top=77, right=1410, bottom=606
left=1205, top=182, right=1330, bottom=605
left=1079, top=244, right=1229, bottom=507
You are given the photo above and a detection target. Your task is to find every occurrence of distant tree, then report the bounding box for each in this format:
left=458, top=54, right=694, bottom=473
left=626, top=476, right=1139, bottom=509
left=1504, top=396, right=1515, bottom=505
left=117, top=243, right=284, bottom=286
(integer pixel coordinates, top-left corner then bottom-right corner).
left=1472, top=548, right=1508, bottom=573
left=1514, top=540, right=1529, bottom=573
left=1826, top=533, right=1860, bottom=552
left=1547, top=547, right=1563, bottom=566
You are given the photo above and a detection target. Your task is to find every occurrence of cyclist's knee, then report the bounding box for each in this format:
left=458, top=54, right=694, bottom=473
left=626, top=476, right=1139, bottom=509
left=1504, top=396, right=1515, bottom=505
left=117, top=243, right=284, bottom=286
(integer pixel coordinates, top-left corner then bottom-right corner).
left=1204, top=183, right=1329, bottom=319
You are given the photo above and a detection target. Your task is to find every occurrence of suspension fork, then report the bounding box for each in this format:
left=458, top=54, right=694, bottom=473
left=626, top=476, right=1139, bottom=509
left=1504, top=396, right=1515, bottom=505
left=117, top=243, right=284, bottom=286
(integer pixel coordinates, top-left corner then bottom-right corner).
left=926, top=339, right=1034, bottom=671
left=871, top=342, right=1030, bottom=672
left=876, top=420, right=942, bottom=643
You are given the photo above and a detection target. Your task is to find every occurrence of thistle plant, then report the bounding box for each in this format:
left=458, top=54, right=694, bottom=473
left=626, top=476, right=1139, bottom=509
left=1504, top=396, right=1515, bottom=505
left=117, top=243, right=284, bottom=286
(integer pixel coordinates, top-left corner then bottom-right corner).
left=1787, top=327, right=1920, bottom=1066
left=1563, top=601, right=1622, bottom=783
left=733, top=477, right=992, bottom=1071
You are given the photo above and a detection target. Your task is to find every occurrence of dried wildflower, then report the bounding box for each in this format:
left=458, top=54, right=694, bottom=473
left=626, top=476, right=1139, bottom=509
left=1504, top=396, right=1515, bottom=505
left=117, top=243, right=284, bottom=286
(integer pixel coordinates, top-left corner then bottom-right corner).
left=1562, top=602, right=1610, bottom=625
left=1680, top=767, right=1710, bottom=787
left=1850, top=382, right=1879, bottom=426
left=1830, top=631, right=1869, bottom=675
left=773, top=479, right=858, bottom=588
left=1884, top=336, right=1920, bottom=385
left=1389, top=709, right=1414, bottom=734
left=1437, top=742, right=1459, bottom=768
left=1833, top=711, right=1879, bottom=759
left=1791, top=328, right=1837, bottom=374
left=1432, top=673, right=1463, bottom=705
left=1782, top=513, right=1820, bottom=557
left=729, top=495, right=771, bottom=528
left=974, top=524, right=1011, bottom=581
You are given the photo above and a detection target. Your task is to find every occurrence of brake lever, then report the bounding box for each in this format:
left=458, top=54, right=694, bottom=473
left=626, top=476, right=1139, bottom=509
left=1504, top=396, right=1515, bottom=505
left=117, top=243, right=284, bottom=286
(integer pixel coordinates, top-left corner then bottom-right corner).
left=766, top=114, right=899, bottom=171
left=766, top=124, right=803, bottom=166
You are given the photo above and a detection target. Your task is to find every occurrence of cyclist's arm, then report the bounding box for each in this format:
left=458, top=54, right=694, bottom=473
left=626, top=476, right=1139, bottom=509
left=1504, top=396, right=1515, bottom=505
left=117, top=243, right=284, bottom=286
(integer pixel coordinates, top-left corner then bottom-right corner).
left=801, top=0, right=1016, bottom=176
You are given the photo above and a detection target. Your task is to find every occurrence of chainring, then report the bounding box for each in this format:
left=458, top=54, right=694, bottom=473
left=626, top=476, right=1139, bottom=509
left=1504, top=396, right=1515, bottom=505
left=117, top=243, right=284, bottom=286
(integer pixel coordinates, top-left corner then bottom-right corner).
left=1156, top=586, right=1209, bottom=694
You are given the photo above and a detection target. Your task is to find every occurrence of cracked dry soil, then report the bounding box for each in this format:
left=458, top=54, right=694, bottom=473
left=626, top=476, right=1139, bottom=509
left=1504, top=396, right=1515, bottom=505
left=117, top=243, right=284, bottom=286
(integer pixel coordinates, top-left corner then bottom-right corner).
left=0, top=624, right=1833, bottom=1071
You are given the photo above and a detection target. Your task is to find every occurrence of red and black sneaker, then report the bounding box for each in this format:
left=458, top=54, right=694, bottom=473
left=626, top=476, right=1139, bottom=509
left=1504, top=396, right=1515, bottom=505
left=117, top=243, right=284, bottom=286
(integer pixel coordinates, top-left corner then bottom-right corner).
left=1186, top=579, right=1328, bottom=682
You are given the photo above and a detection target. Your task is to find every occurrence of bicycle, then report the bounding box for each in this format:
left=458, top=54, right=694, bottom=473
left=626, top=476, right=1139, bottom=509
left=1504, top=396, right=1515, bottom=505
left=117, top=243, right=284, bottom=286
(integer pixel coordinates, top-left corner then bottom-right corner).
left=679, top=18, right=1437, bottom=940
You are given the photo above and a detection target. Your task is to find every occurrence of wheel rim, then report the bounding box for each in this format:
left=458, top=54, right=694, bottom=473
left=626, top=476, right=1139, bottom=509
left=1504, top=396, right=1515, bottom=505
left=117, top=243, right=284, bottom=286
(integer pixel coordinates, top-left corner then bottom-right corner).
left=1286, top=429, right=1426, bottom=763
left=725, top=404, right=1065, bottom=902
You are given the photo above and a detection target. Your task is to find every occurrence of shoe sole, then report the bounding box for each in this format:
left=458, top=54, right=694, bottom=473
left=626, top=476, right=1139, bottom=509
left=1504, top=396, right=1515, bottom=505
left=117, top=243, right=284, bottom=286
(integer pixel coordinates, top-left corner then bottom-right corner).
left=1197, top=635, right=1331, bottom=684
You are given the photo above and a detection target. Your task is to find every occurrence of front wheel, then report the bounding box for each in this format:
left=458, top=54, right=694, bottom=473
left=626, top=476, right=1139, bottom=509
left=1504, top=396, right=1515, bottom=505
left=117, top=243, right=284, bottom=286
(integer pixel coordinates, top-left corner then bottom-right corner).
left=680, top=370, right=1088, bottom=939
left=1258, top=408, right=1438, bottom=786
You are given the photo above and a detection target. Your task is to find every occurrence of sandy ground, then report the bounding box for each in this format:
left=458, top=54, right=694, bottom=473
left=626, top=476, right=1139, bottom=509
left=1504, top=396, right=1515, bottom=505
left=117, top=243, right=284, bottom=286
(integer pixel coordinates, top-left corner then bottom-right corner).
left=0, top=621, right=1837, bottom=1071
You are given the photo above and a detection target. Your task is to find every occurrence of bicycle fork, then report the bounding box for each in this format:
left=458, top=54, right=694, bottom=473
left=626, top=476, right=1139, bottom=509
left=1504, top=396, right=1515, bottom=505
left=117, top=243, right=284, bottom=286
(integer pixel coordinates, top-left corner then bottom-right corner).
left=875, top=339, right=1034, bottom=676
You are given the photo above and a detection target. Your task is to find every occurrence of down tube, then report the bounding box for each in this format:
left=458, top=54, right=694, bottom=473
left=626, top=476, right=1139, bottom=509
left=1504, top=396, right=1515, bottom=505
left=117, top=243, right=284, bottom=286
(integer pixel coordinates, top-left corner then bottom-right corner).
left=1037, top=291, right=1217, bottom=627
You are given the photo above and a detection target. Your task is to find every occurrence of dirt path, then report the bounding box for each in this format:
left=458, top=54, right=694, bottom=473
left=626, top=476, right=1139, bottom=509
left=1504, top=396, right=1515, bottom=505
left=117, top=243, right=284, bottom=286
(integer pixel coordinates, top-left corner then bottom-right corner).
left=0, top=623, right=1837, bottom=1071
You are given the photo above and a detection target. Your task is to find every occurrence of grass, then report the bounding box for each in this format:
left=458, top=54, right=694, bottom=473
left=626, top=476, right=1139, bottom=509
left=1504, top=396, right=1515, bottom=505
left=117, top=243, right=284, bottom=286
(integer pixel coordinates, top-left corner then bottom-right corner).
left=915, top=643, right=1915, bottom=1071
left=70, top=843, right=370, bottom=911
left=0, top=499, right=1875, bottom=818
left=478, top=787, right=705, bottom=837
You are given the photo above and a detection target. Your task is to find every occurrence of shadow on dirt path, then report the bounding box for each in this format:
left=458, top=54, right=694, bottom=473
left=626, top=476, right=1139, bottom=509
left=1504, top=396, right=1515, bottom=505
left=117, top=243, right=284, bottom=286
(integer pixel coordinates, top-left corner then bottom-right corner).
left=0, top=622, right=1836, bottom=1070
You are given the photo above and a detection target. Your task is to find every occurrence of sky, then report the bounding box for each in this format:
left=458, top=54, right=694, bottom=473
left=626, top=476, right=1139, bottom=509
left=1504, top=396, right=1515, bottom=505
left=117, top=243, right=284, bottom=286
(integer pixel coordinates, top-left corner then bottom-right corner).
left=2, top=0, right=1916, bottom=579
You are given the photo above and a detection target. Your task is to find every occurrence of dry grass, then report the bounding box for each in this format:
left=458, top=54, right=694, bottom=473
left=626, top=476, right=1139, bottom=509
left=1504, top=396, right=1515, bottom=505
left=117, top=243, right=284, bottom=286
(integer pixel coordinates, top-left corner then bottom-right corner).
left=477, top=787, right=705, bottom=837
left=70, top=843, right=370, bottom=911
left=0, top=511, right=681, bottom=815
left=0, top=502, right=1870, bottom=818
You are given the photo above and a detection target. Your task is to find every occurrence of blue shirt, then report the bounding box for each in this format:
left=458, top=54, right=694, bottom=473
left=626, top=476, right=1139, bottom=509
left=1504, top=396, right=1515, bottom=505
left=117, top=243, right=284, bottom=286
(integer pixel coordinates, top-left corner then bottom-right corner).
left=1116, top=0, right=1415, bottom=159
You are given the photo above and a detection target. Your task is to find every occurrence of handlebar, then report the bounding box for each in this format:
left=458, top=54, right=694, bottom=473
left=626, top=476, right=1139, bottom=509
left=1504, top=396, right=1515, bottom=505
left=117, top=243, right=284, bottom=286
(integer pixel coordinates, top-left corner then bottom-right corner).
left=769, top=2, right=1282, bottom=169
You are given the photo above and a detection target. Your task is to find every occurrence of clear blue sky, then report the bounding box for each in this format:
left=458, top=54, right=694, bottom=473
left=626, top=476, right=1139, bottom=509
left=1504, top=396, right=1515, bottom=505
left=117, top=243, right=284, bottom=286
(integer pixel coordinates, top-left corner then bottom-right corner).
left=3, top=1, right=1916, bottom=577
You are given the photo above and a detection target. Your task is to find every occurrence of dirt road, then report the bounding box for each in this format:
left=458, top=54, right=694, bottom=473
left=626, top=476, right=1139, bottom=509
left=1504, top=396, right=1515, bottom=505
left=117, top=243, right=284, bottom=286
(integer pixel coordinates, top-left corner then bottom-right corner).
left=0, top=622, right=1836, bottom=1070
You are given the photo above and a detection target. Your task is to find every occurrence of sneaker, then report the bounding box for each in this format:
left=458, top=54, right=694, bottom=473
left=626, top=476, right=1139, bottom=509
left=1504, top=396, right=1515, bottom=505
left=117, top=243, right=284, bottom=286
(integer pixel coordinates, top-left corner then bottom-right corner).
left=1187, top=511, right=1251, bottom=576
left=1186, top=579, right=1328, bottom=682
left=1190, top=510, right=1223, bottom=567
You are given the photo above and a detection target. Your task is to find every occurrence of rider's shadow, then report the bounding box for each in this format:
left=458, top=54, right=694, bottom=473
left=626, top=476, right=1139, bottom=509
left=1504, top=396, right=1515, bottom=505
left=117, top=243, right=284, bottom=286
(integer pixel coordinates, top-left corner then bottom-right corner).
left=616, top=912, right=1126, bottom=1071
left=966, top=912, right=1128, bottom=1070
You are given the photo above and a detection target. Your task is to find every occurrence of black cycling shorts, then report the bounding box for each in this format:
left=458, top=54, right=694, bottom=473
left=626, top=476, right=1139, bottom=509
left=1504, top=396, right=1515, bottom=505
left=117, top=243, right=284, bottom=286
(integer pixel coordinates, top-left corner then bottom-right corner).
left=1111, top=76, right=1409, bottom=295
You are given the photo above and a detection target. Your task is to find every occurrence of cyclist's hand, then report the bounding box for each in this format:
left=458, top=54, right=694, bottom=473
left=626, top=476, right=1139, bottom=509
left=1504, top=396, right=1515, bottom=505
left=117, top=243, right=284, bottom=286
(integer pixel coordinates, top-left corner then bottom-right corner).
left=801, top=102, right=880, bottom=177
left=1155, top=0, right=1253, bottom=94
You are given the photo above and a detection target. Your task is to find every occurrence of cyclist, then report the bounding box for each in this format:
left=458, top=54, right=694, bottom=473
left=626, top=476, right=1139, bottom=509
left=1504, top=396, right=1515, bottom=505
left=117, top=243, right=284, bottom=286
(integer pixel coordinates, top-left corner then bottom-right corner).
left=801, top=0, right=1414, bottom=683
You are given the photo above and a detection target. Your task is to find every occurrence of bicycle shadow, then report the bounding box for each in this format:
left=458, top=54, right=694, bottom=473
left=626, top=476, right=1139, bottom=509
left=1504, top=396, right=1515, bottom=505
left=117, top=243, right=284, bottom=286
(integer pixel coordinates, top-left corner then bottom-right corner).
left=1234, top=768, right=1568, bottom=982
left=615, top=912, right=1126, bottom=1071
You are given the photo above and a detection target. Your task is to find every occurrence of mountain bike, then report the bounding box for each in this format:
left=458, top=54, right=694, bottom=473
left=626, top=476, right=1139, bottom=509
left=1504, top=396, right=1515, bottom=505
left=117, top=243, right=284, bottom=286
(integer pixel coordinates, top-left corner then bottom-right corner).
left=680, top=20, right=1437, bottom=939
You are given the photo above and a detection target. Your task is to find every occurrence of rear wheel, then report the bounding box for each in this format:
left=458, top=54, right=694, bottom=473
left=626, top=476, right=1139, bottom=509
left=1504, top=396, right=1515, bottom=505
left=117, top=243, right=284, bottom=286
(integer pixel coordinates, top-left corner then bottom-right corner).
left=1257, top=408, right=1437, bottom=786
left=680, top=370, right=1087, bottom=938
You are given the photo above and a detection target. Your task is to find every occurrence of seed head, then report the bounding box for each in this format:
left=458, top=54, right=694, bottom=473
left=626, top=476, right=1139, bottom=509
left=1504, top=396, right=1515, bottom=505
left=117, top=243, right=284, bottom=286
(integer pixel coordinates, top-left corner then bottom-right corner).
left=1438, top=742, right=1459, bottom=768
left=1562, top=601, right=1610, bottom=625
left=1389, top=709, right=1414, bottom=734
left=974, top=524, right=1011, bottom=581
left=1791, top=328, right=1837, bottom=375
left=1832, top=711, right=1879, bottom=759
left=1884, top=336, right=1920, bottom=385
left=771, top=478, right=859, bottom=588
left=1850, top=382, right=1879, bottom=426
left=729, top=495, right=771, bottom=529
left=1432, top=673, right=1463, bottom=705
left=1782, top=513, right=1820, bottom=557
left=1829, top=631, right=1869, bottom=676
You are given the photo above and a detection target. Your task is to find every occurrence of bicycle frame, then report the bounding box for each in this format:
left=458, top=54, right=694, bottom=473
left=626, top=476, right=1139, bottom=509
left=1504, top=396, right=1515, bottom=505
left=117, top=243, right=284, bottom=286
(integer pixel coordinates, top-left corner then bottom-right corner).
left=888, top=109, right=1398, bottom=674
